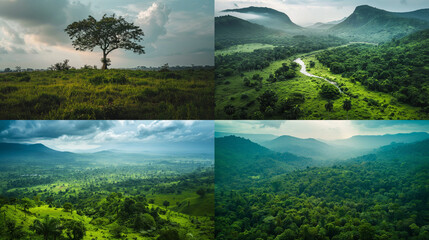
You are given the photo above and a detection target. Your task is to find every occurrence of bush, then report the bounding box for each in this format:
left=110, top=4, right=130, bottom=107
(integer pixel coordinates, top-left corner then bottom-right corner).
left=109, top=74, right=128, bottom=84
left=88, top=75, right=106, bottom=85
left=0, top=86, right=18, bottom=94
left=320, top=84, right=340, bottom=100
left=19, top=75, right=31, bottom=82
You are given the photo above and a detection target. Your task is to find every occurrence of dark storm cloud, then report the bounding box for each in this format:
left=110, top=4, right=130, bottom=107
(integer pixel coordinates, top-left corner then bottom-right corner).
left=0, top=0, right=91, bottom=45
left=0, top=121, right=114, bottom=141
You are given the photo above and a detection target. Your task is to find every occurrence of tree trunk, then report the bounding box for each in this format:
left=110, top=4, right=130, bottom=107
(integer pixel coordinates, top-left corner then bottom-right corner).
left=102, top=51, right=108, bottom=70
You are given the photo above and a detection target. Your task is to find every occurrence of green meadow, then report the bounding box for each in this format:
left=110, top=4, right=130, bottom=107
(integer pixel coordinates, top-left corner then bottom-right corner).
left=0, top=68, right=214, bottom=120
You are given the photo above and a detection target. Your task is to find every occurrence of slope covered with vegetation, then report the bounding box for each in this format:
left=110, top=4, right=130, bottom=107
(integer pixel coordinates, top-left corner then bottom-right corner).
left=316, top=29, right=429, bottom=112
left=215, top=136, right=429, bottom=240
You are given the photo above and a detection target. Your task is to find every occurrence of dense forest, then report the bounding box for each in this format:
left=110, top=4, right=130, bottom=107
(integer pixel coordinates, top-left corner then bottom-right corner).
left=0, top=144, right=214, bottom=240
left=316, top=29, right=429, bottom=111
left=215, top=135, right=429, bottom=240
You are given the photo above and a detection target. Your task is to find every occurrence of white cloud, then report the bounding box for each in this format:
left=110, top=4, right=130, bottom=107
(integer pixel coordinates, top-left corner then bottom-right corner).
left=135, top=2, right=171, bottom=46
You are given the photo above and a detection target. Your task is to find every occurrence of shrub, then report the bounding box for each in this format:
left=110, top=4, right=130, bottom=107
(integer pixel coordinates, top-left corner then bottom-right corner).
left=19, top=75, right=31, bottom=82
left=88, top=75, right=106, bottom=85
left=0, top=86, right=18, bottom=94
left=109, top=74, right=128, bottom=84
left=320, top=84, right=340, bottom=100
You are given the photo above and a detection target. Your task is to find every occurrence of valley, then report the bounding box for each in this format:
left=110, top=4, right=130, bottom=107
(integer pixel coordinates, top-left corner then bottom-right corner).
left=0, top=121, right=215, bottom=240
left=215, top=5, right=429, bottom=119
left=215, top=122, right=429, bottom=239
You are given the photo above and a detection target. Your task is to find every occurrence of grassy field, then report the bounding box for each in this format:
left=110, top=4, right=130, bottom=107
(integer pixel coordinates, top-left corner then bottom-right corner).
left=215, top=43, right=275, bottom=56
left=215, top=49, right=427, bottom=119
left=0, top=68, right=214, bottom=119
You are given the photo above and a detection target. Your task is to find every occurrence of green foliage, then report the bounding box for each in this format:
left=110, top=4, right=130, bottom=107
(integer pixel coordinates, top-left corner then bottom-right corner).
left=320, top=83, right=341, bottom=100
left=65, top=14, right=145, bottom=69
left=257, top=90, right=278, bottom=112
left=0, top=68, right=214, bottom=119
left=215, top=138, right=429, bottom=240
left=317, top=29, right=429, bottom=109
left=63, top=219, right=86, bottom=240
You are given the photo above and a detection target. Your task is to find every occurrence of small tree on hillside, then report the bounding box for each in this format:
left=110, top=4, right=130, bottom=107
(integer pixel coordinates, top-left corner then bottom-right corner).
left=196, top=188, right=206, bottom=198
left=65, top=14, right=145, bottom=70
left=343, top=99, right=352, bottom=120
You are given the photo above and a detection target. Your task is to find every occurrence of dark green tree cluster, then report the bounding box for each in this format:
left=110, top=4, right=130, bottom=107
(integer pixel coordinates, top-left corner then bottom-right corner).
left=316, top=29, right=429, bottom=111
left=216, top=141, right=429, bottom=240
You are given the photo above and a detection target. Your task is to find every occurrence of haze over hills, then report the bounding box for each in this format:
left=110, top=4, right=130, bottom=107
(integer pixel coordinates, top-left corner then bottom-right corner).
left=215, top=136, right=312, bottom=185
left=330, top=5, right=429, bottom=42
left=325, top=132, right=429, bottom=149
left=222, top=6, right=302, bottom=32
left=215, top=15, right=279, bottom=39
left=216, top=5, right=429, bottom=43
left=0, top=142, right=76, bottom=165
left=215, top=132, right=429, bottom=160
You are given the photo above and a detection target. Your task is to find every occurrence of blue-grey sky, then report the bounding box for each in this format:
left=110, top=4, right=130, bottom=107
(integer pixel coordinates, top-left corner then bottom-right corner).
left=0, top=120, right=214, bottom=154
left=0, top=0, right=214, bottom=69
left=216, top=121, right=429, bottom=140
left=216, top=0, right=429, bottom=26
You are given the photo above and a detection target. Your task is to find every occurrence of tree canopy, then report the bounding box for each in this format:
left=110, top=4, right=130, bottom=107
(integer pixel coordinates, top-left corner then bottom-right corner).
left=65, top=14, right=145, bottom=69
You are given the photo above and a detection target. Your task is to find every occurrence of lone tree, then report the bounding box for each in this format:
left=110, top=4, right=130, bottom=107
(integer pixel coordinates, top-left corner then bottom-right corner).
left=343, top=99, right=352, bottom=119
left=65, top=14, right=145, bottom=70
left=325, top=101, right=333, bottom=112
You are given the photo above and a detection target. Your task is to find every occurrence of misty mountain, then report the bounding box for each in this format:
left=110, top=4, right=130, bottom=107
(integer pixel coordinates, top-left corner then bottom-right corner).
left=215, top=136, right=312, bottom=185
left=308, top=17, right=347, bottom=29
left=261, top=135, right=331, bottom=159
left=326, top=132, right=429, bottom=149
left=330, top=5, right=429, bottom=42
left=215, top=15, right=279, bottom=40
left=215, top=132, right=278, bottom=144
left=0, top=142, right=76, bottom=166
left=222, top=6, right=302, bottom=32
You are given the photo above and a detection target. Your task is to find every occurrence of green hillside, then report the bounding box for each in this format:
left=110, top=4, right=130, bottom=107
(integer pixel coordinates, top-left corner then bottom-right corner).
left=330, top=5, right=429, bottom=42
left=316, top=29, right=429, bottom=113
left=222, top=6, right=302, bottom=31
left=215, top=134, right=429, bottom=240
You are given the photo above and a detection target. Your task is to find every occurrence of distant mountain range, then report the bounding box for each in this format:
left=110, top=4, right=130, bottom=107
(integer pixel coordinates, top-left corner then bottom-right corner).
left=0, top=142, right=76, bottom=165
left=330, top=5, right=429, bottom=42
left=222, top=6, right=302, bottom=32
left=215, top=136, right=312, bottom=185
left=215, top=133, right=429, bottom=186
left=217, top=5, right=429, bottom=43
left=215, top=15, right=279, bottom=39
left=325, top=132, right=429, bottom=149
left=215, top=132, right=429, bottom=160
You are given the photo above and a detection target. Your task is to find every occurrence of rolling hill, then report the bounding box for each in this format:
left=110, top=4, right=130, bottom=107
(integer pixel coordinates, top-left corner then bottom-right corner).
left=0, top=142, right=77, bottom=166
left=215, top=136, right=312, bottom=185
left=215, top=15, right=279, bottom=40
left=222, top=6, right=302, bottom=32
left=326, top=132, right=429, bottom=149
left=330, top=5, right=429, bottom=42
left=261, top=135, right=331, bottom=159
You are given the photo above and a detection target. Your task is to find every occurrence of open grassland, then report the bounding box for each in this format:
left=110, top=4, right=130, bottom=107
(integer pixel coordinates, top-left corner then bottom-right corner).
left=215, top=50, right=426, bottom=119
left=215, top=43, right=275, bottom=56
left=0, top=68, right=214, bottom=119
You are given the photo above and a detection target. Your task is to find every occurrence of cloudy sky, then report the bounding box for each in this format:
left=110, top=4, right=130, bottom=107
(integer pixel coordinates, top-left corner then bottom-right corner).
left=0, top=120, right=214, bottom=154
left=216, top=0, right=429, bottom=26
left=0, top=0, right=214, bottom=69
left=216, top=120, right=429, bottom=140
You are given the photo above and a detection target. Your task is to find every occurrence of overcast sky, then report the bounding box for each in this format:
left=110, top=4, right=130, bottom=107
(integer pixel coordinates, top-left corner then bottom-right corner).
left=0, top=120, right=214, bottom=154
left=216, top=0, right=429, bottom=26
left=0, top=0, right=214, bottom=69
left=216, top=121, right=429, bottom=140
